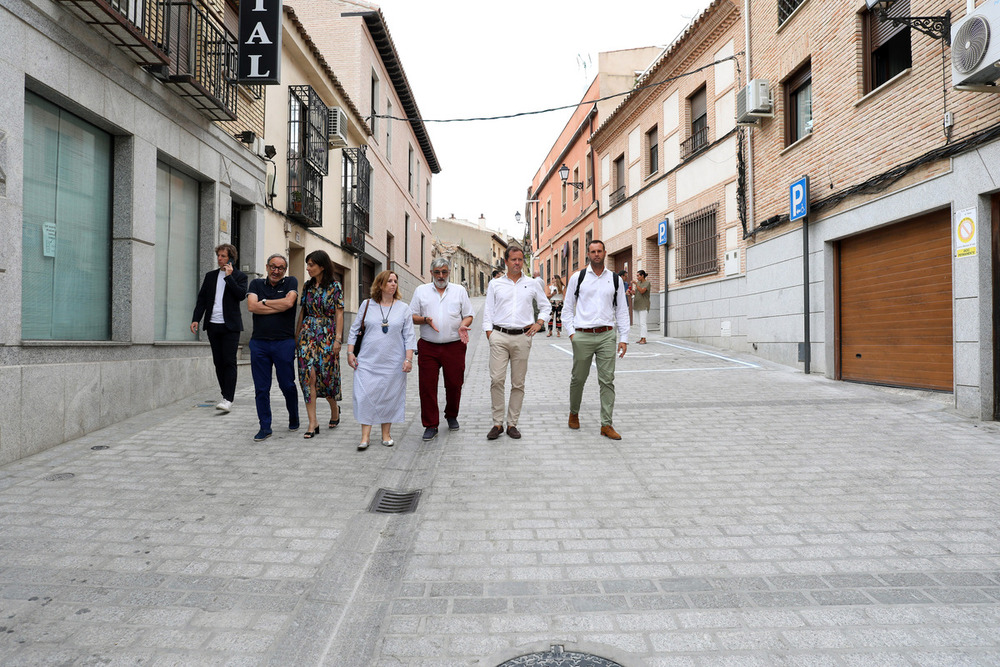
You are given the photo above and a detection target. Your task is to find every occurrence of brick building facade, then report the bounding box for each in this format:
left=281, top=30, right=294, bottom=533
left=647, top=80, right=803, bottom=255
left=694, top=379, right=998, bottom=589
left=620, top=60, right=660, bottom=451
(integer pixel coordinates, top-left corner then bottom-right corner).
left=742, top=0, right=1000, bottom=419
left=591, top=0, right=744, bottom=341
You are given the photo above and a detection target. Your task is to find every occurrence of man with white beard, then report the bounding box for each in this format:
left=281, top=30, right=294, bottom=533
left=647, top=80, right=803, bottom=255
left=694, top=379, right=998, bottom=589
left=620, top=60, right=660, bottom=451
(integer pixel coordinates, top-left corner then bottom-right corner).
left=410, top=258, right=475, bottom=441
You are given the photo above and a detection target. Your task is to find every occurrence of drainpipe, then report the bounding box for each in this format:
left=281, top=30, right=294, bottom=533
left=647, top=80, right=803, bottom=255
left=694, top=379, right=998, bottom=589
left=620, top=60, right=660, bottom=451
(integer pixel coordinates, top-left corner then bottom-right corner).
left=744, top=0, right=755, bottom=235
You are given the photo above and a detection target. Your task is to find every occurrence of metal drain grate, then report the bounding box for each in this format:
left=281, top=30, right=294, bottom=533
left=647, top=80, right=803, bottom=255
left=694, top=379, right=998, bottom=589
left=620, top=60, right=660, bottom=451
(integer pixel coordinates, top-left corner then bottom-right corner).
left=368, top=488, right=421, bottom=514
left=91, top=446, right=109, bottom=451
left=498, top=645, right=623, bottom=667
left=43, top=473, right=75, bottom=482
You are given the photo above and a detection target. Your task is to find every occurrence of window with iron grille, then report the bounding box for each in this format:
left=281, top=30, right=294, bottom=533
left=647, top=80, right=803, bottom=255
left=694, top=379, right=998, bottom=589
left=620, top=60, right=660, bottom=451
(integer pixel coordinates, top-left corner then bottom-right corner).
left=572, top=239, right=579, bottom=272
left=342, top=147, right=371, bottom=253
left=863, top=0, right=911, bottom=93
left=778, top=0, right=806, bottom=26
left=676, top=204, right=719, bottom=279
left=288, top=86, right=328, bottom=227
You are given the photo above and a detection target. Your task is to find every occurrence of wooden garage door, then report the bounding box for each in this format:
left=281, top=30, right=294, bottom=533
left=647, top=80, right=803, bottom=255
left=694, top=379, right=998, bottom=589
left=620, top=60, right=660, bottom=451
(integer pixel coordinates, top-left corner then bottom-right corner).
left=838, top=210, right=953, bottom=391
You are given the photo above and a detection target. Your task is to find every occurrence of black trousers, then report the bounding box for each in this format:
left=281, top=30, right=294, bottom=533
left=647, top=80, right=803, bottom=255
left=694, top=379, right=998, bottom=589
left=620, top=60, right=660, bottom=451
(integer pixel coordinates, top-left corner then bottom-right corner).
left=206, top=323, right=240, bottom=401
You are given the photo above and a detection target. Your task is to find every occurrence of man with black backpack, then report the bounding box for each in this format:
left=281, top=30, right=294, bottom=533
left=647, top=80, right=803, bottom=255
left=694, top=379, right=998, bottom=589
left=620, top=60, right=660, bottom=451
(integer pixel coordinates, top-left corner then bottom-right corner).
left=561, top=239, right=630, bottom=440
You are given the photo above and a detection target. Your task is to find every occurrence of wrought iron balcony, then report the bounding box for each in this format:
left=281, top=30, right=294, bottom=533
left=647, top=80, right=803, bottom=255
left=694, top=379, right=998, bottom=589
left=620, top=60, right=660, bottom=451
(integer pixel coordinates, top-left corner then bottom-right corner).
left=287, top=160, right=323, bottom=228
left=609, top=185, right=626, bottom=207
left=149, top=0, right=238, bottom=121
left=55, top=0, right=170, bottom=66
left=681, top=126, right=710, bottom=160
left=342, top=147, right=371, bottom=255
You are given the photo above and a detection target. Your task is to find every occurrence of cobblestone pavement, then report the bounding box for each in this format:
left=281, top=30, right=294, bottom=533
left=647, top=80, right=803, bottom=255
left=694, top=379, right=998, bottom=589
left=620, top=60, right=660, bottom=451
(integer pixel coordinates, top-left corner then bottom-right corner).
left=2, top=303, right=1000, bottom=666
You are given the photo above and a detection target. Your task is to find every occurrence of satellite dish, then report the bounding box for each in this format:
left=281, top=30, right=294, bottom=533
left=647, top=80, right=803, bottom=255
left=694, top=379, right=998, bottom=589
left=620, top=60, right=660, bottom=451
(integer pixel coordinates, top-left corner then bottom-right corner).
left=953, top=15, right=991, bottom=74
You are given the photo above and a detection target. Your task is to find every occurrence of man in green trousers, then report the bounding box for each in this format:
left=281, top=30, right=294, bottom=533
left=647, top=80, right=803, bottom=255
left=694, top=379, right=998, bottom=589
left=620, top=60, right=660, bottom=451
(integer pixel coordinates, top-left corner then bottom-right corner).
left=561, top=239, right=630, bottom=440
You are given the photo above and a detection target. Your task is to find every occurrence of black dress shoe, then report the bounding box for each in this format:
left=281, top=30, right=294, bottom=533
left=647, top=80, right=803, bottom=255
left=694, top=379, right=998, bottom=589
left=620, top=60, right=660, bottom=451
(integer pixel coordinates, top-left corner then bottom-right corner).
left=506, top=425, right=521, bottom=439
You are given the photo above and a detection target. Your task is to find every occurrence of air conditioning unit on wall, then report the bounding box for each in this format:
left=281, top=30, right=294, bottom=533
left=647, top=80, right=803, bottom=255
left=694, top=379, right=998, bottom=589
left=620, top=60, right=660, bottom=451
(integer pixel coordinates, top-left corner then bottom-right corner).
left=952, top=2, right=1000, bottom=90
left=327, top=106, right=348, bottom=147
left=736, top=79, right=773, bottom=124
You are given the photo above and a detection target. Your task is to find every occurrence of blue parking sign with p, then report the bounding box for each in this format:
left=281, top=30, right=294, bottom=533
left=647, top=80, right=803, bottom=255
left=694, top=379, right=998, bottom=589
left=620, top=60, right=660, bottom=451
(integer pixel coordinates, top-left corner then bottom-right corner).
left=790, top=176, right=809, bottom=222
left=657, top=219, right=669, bottom=245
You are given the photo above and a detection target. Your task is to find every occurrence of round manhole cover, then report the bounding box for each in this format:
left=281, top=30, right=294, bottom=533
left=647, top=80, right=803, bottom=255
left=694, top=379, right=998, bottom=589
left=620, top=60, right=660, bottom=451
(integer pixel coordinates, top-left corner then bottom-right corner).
left=498, top=645, right=623, bottom=667
left=91, top=445, right=110, bottom=451
left=43, top=473, right=75, bottom=482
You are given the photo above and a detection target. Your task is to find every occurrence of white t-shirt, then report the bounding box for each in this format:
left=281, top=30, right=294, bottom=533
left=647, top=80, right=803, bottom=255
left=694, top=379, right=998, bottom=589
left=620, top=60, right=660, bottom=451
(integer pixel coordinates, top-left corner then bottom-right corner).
left=210, top=270, right=226, bottom=324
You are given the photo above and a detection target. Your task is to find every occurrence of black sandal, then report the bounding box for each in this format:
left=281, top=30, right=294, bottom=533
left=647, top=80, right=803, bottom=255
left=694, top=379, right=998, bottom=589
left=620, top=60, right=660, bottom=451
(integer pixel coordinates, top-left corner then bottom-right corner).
left=303, top=427, right=320, bottom=439
left=328, top=417, right=340, bottom=428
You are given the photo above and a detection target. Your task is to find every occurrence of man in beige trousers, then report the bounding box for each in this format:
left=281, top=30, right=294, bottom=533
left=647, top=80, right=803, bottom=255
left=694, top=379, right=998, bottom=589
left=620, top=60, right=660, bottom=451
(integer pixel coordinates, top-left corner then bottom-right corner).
left=482, top=245, right=550, bottom=441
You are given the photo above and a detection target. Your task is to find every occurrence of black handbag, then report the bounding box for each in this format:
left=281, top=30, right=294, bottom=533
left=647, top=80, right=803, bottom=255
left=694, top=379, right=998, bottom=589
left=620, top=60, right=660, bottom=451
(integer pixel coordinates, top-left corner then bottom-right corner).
left=354, top=299, right=370, bottom=355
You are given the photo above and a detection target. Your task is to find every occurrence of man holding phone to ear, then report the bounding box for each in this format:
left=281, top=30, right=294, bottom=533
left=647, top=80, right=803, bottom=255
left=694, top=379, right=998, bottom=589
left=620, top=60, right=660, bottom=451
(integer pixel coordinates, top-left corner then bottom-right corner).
left=191, top=243, right=248, bottom=414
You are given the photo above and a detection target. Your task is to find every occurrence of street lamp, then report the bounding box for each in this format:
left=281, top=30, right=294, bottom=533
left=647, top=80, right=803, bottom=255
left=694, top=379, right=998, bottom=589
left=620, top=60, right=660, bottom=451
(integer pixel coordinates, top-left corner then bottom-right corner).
left=558, top=163, right=585, bottom=191
left=865, top=0, right=951, bottom=45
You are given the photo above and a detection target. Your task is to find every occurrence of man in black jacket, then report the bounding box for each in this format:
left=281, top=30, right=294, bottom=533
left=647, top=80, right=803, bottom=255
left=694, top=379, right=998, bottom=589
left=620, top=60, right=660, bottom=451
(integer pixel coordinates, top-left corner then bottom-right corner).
left=191, top=243, right=248, bottom=413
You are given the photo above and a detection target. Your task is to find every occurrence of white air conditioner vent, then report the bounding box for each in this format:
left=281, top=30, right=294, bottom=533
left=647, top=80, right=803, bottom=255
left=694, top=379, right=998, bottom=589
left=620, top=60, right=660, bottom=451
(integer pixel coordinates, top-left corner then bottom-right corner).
left=327, top=106, right=348, bottom=147
left=736, top=79, right=772, bottom=124
left=952, top=3, right=1000, bottom=89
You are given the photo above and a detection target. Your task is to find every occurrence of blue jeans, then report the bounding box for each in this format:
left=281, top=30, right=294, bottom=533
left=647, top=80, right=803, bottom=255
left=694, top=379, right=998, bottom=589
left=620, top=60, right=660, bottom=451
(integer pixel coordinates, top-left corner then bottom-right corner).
left=249, top=338, right=299, bottom=431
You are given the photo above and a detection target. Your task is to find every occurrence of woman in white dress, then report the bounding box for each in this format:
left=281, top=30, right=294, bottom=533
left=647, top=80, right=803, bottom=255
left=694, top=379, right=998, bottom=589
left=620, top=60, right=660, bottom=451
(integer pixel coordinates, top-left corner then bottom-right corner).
left=346, top=271, right=416, bottom=450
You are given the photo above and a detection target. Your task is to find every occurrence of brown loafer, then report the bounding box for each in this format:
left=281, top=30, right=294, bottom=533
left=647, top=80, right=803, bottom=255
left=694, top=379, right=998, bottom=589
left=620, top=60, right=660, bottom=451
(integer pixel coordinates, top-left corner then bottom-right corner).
left=487, top=425, right=503, bottom=440
left=600, top=425, right=622, bottom=440
left=568, top=413, right=580, bottom=429
left=506, top=425, right=521, bottom=439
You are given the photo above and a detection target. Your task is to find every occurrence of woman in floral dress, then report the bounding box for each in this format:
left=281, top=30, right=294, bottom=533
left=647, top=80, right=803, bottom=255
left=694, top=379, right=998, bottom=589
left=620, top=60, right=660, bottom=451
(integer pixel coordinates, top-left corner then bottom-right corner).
left=295, top=250, right=344, bottom=438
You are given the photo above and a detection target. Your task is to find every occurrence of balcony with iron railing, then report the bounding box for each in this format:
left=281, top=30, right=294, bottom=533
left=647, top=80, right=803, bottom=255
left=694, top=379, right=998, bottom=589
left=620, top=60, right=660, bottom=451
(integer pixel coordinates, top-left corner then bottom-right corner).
left=609, top=185, right=626, bottom=208
left=342, top=147, right=371, bottom=255
left=681, top=125, right=710, bottom=160
left=287, top=160, right=323, bottom=228
left=148, top=0, right=238, bottom=121
left=54, top=0, right=170, bottom=65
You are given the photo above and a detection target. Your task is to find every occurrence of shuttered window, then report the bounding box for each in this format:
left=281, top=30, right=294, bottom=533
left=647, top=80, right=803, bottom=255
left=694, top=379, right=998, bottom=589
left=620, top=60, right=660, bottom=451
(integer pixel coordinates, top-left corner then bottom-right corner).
left=865, top=0, right=911, bottom=92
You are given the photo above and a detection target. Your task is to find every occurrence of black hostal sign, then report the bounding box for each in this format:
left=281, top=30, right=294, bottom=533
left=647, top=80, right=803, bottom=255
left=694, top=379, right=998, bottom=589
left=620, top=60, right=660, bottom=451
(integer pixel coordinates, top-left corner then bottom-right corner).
left=238, top=0, right=282, bottom=85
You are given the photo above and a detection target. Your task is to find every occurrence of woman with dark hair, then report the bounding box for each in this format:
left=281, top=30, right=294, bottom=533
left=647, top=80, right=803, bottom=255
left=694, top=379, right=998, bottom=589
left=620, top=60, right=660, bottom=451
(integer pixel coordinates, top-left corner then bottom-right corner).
left=346, top=270, right=416, bottom=450
left=295, top=250, right=345, bottom=438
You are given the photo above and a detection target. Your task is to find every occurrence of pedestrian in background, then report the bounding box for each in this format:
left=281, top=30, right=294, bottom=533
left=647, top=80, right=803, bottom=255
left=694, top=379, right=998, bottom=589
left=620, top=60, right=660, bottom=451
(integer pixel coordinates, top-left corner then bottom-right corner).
left=190, top=243, right=248, bottom=414
left=633, top=269, right=651, bottom=345
left=563, top=240, right=630, bottom=440
left=482, top=245, right=550, bottom=441
left=531, top=266, right=545, bottom=322
left=547, top=273, right=565, bottom=337
left=347, top=271, right=416, bottom=451
left=247, top=253, right=300, bottom=441
left=411, top=258, right=475, bottom=441
left=295, top=250, right=344, bottom=439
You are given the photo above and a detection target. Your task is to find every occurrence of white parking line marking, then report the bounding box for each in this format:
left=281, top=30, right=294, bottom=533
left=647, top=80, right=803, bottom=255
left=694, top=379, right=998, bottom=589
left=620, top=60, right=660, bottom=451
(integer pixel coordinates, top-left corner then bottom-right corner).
left=653, top=341, right=761, bottom=368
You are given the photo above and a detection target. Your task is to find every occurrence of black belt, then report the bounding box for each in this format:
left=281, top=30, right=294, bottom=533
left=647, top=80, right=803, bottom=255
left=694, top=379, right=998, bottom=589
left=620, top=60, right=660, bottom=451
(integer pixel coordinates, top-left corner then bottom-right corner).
left=575, top=326, right=613, bottom=334
left=493, top=325, right=530, bottom=335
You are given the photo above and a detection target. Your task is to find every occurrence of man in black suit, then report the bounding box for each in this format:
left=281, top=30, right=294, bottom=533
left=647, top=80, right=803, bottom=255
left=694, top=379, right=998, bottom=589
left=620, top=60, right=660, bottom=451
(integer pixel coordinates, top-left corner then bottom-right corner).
left=191, top=243, right=248, bottom=413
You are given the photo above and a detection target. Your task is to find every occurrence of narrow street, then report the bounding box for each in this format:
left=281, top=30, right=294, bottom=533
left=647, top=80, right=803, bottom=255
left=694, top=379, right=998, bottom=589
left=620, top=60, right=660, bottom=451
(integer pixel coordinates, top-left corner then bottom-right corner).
left=1, top=304, right=999, bottom=666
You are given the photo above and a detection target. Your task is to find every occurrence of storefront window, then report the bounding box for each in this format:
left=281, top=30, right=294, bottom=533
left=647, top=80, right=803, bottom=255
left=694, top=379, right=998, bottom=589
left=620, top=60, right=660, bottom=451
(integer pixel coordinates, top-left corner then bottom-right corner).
left=22, top=92, right=112, bottom=340
left=155, top=163, right=200, bottom=341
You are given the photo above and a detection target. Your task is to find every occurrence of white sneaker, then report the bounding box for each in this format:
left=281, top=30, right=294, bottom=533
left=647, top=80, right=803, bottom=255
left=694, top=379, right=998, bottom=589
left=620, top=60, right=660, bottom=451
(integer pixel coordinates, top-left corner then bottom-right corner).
left=215, top=399, right=232, bottom=413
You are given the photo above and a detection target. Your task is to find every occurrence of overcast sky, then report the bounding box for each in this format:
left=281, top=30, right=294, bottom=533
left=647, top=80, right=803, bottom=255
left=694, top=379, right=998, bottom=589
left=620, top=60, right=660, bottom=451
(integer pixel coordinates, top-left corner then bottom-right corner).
left=370, top=0, right=714, bottom=239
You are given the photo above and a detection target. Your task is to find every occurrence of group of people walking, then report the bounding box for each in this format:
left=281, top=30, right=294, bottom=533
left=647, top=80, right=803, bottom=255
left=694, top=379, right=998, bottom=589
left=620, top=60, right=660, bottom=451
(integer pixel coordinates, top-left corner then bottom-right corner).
left=191, top=247, right=474, bottom=449
left=191, top=239, right=651, bottom=447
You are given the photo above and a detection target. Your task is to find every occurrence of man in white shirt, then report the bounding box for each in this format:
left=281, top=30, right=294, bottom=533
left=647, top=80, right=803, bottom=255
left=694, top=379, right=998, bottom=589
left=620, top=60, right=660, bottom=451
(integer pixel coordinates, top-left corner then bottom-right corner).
left=482, top=245, right=551, bottom=441
left=561, top=239, right=630, bottom=440
left=411, top=258, right=475, bottom=441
